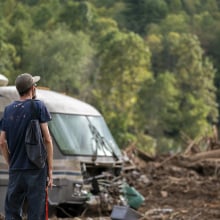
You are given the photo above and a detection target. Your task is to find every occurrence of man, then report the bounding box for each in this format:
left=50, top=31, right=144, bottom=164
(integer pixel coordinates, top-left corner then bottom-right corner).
left=0, top=73, right=53, bottom=220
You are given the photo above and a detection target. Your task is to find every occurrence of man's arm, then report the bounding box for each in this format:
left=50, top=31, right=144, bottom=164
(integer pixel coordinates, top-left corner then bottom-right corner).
left=40, top=123, right=53, bottom=188
left=0, top=131, right=10, bottom=167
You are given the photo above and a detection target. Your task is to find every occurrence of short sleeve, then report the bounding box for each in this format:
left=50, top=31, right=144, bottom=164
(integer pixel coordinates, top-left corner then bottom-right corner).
left=36, top=100, right=52, bottom=123
left=1, top=107, right=8, bottom=131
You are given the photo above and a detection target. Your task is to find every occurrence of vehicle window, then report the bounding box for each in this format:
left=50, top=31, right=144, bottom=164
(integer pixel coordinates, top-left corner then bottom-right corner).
left=88, top=116, right=121, bottom=156
left=49, top=113, right=121, bottom=157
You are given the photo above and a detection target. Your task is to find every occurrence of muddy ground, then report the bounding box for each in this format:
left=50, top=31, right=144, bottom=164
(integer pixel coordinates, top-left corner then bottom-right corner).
left=132, top=153, right=220, bottom=220
left=1, top=146, right=220, bottom=220
left=49, top=145, right=220, bottom=220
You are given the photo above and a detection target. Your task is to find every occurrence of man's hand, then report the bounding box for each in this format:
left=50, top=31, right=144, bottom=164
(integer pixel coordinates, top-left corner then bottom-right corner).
left=0, top=131, right=10, bottom=166
left=47, top=169, right=53, bottom=189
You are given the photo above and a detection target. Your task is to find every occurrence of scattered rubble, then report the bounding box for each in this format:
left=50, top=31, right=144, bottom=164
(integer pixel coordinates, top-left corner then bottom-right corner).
left=2, top=130, right=220, bottom=220
left=121, top=129, right=220, bottom=220
left=48, top=135, right=220, bottom=220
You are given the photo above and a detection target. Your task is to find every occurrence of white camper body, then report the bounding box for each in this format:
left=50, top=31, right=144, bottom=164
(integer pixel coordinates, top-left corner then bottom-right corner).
left=0, top=86, right=123, bottom=216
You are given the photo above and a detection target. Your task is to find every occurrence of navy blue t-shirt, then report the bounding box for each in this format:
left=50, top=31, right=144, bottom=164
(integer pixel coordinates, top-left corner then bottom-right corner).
left=1, top=99, right=52, bottom=170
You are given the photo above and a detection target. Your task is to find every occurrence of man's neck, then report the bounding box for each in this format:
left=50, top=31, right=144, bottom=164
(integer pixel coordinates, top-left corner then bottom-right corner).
left=20, top=94, right=32, bottom=101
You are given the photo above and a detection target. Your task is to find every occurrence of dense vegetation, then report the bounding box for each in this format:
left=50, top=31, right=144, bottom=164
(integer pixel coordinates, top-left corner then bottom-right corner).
left=0, top=0, right=220, bottom=153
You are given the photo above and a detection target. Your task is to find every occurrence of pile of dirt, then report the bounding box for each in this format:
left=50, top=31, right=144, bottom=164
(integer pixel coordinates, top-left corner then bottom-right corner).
left=121, top=145, right=220, bottom=220
left=3, top=132, right=220, bottom=220
left=49, top=133, right=220, bottom=220
left=50, top=145, right=220, bottom=220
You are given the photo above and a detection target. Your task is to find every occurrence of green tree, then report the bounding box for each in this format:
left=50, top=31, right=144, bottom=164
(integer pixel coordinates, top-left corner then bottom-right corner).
left=59, top=1, right=96, bottom=32
left=192, top=11, right=217, bottom=48
left=32, top=4, right=54, bottom=29
left=166, top=0, right=182, bottom=13
left=9, top=21, right=31, bottom=58
left=182, top=0, right=201, bottom=15
left=142, top=32, right=218, bottom=151
left=31, top=0, right=61, bottom=29
left=1, top=2, right=33, bottom=61
left=0, top=41, right=20, bottom=82
left=137, top=72, right=180, bottom=153
left=169, top=33, right=218, bottom=137
left=91, top=17, right=119, bottom=42
left=122, top=0, right=168, bottom=35
left=8, top=3, right=31, bottom=26
left=93, top=30, right=152, bottom=147
left=22, top=25, right=94, bottom=96
left=159, top=13, right=190, bottom=34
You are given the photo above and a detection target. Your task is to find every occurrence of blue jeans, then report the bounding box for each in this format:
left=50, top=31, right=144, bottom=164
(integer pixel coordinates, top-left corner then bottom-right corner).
left=5, top=167, right=47, bottom=220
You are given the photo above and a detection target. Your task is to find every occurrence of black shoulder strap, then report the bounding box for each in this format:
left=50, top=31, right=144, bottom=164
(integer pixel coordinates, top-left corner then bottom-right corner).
left=30, top=100, right=38, bottom=120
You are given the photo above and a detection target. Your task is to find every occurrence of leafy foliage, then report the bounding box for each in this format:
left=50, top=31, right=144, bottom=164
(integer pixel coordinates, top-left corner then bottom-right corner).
left=22, top=26, right=94, bottom=95
left=0, top=0, right=220, bottom=153
left=93, top=31, right=152, bottom=147
left=142, top=32, right=218, bottom=151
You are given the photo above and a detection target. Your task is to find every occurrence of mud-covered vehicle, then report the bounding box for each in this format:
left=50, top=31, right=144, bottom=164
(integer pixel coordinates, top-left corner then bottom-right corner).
left=0, top=76, right=125, bottom=217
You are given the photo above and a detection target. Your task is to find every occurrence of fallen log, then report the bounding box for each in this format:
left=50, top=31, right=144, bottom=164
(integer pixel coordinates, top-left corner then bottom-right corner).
left=186, top=149, right=220, bottom=162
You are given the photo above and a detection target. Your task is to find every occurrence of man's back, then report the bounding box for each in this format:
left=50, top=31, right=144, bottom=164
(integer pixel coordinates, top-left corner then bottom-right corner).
left=0, top=73, right=53, bottom=220
left=2, top=99, right=50, bottom=170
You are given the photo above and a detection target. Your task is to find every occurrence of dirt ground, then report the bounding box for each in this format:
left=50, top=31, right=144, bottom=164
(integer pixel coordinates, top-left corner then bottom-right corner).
left=132, top=154, right=220, bottom=220
left=2, top=144, right=220, bottom=220
left=49, top=145, right=220, bottom=220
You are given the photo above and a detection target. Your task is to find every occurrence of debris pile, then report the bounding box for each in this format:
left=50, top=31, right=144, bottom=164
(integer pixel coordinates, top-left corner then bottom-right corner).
left=121, top=129, right=220, bottom=220
left=3, top=129, right=220, bottom=220
left=49, top=128, right=220, bottom=219
left=49, top=131, right=220, bottom=220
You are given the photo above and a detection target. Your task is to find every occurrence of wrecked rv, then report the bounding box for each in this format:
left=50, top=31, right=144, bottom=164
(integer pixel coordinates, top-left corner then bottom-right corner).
left=0, top=76, right=125, bottom=217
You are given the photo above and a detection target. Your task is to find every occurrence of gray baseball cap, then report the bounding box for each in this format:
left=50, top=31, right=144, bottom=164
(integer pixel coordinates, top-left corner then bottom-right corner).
left=15, top=73, right=40, bottom=94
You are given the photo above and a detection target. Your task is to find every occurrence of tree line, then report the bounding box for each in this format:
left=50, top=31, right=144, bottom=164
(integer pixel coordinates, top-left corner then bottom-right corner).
left=0, top=0, right=219, bottom=153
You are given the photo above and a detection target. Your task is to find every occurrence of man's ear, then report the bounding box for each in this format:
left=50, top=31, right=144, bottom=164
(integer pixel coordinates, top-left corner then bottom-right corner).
left=32, top=86, right=36, bottom=99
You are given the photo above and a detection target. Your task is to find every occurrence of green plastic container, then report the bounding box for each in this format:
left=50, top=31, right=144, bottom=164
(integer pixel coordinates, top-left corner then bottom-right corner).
left=123, top=185, right=145, bottom=209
